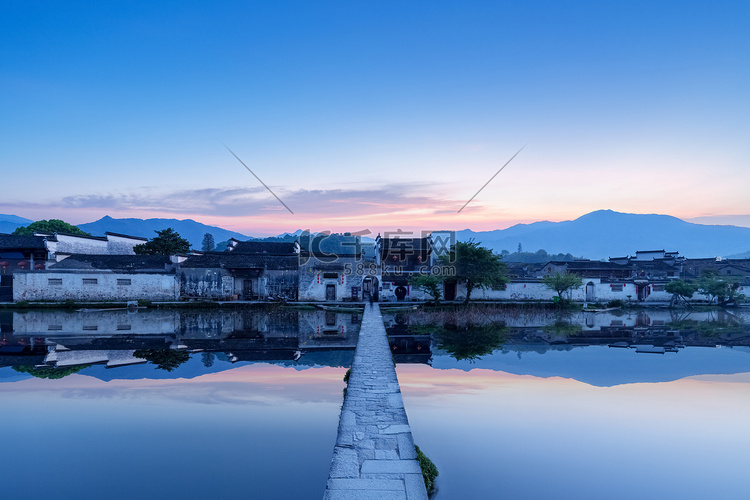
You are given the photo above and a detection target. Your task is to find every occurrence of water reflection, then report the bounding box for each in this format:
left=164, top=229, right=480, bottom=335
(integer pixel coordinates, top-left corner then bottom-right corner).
left=0, top=307, right=363, bottom=500
left=383, top=306, right=750, bottom=359
left=0, top=307, right=361, bottom=378
left=388, top=306, right=750, bottom=499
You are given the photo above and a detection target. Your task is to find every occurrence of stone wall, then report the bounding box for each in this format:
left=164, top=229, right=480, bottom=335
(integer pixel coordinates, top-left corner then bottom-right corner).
left=180, top=269, right=234, bottom=300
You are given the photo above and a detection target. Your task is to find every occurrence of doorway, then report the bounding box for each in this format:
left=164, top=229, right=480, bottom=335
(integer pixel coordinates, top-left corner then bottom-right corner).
left=243, top=279, right=253, bottom=300
left=444, top=281, right=457, bottom=301
left=326, top=284, right=336, bottom=301
left=585, top=282, right=595, bottom=302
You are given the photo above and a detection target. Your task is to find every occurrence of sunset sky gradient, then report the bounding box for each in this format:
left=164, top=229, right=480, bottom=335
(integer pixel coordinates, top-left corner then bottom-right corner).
left=2, top=1, right=748, bottom=236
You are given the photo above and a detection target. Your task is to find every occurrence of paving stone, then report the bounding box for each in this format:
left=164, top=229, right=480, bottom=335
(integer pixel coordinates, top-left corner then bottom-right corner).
left=397, top=434, right=417, bottom=459
left=326, top=479, right=405, bottom=491
left=380, top=424, right=412, bottom=435
left=404, top=474, right=430, bottom=500
left=325, top=491, right=407, bottom=500
left=329, top=448, right=359, bottom=478
left=324, top=305, right=428, bottom=499
left=360, top=460, right=422, bottom=474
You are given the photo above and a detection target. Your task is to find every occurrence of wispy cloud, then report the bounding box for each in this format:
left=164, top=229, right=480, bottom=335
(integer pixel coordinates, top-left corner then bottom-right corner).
left=55, top=184, right=462, bottom=218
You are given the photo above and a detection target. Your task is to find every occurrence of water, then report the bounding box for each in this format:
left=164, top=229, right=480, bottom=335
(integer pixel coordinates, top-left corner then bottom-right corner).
left=389, top=306, right=750, bottom=500
left=0, top=307, right=359, bottom=500
left=2, top=305, right=750, bottom=499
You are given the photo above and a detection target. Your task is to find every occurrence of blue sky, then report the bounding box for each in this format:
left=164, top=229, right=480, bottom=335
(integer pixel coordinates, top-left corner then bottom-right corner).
left=2, top=1, right=748, bottom=235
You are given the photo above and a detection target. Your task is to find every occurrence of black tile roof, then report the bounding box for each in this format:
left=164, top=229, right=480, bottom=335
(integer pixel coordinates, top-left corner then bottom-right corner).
left=229, top=241, right=298, bottom=255
left=104, top=232, right=149, bottom=241
left=49, top=254, right=171, bottom=271
left=182, top=254, right=299, bottom=270
left=36, top=232, right=107, bottom=241
left=0, top=234, right=47, bottom=250
left=379, top=238, right=430, bottom=252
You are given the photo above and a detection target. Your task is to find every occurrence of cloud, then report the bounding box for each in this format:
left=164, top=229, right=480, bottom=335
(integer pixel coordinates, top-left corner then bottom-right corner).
left=53, top=183, right=464, bottom=218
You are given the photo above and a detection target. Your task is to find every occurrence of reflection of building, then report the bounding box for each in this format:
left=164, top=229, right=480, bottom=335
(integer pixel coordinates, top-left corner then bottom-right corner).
left=383, top=308, right=750, bottom=355
left=0, top=307, right=364, bottom=372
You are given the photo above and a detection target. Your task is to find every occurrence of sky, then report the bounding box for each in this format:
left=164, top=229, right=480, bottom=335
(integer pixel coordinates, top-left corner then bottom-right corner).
left=2, top=1, right=749, bottom=236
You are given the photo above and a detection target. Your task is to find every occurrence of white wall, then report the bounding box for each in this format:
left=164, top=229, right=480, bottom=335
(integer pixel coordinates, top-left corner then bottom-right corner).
left=14, top=272, right=179, bottom=301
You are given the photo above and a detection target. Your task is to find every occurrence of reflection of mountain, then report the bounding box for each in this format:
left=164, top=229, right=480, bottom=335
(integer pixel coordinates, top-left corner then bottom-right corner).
left=431, top=345, right=750, bottom=387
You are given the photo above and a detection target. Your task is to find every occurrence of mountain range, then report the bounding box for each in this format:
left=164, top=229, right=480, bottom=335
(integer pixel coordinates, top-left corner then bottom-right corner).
left=77, top=216, right=249, bottom=247
left=3, top=210, right=750, bottom=258
left=0, top=215, right=248, bottom=248
left=454, top=210, right=750, bottom=259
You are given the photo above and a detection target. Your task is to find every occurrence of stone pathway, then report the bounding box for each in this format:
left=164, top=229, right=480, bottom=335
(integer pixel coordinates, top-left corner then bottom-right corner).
left=324, top=303, right=428, bottom=500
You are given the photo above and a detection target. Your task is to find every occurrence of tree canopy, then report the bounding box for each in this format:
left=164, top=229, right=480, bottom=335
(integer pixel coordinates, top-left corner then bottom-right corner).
left=665, top=279, right=697, bottom=302
left=697, top=271, right=744, bottom=306
left=201, top=233, right=215, bottom=252
left=409, top=274, right=443, bottom=303
left=134, top=228, right=191, bottom=255
left=441, top=240, right=508, bottom=302
left=542, top=272, right=583, bottom=299
left=12, top=219, right=91, bottom=237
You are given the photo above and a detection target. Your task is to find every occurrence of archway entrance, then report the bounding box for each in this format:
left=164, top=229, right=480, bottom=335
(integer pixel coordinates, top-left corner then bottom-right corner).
left=585, top=282, right=595, bottom=302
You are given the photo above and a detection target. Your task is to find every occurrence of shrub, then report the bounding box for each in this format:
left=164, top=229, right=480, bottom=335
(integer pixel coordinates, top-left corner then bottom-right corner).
left=415, top=445, right=439, bottom=494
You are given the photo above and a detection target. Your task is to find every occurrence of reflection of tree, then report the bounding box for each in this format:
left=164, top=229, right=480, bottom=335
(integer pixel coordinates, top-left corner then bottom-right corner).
left=543, top=320, right=581, bottom=337
left=667, top=318, right=746, bottom=338
left=13, top=364, right=91, bottom=379
left=134, top=349, right=190, bottom=371
left=435, top=324, right=507, bottom=361
left=201, top=352, right=215, bottom=367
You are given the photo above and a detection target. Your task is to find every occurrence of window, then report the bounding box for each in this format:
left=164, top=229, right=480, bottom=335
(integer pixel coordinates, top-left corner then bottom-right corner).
left=117, top=279, right=132, bottom=286
left=323, top=272, right=338, bottom=279
left=82, top=325, right=98, bottom=331
left=116, top=324, right=132, bottom=331
left=48, top=278, right=63, bottom=286
left=652, top=284, right=665, bottom=292
left=48, top=325, right=63, bottom=331
left=611, top=284, right=623, bottom=292
left=82, top=278, right=98, bottom=285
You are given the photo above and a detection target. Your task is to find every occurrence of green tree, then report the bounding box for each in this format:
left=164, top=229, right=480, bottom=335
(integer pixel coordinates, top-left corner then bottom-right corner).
left=697, top=271, right=743, bottom=306
left=201, top=233, right=215, bottom=252
left=134, top=228, right=191, bottom=255
left=542, top=272, right=583, bottom=300
left=441, top=240, right=508, bottom=303
left=12, top=219, right=91, bottom=237
left=665, top=279, right=697, bottom=305
left=410, top=274, right=443, bottom=304
left=133, top=348, right=190, bottom=371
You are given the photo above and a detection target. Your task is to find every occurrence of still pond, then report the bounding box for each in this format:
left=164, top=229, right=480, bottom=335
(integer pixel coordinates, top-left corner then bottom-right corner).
left=1, top=306, right=748, bottom=499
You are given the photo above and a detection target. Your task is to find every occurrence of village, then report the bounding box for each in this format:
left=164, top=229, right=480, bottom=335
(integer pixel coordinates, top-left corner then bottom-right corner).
left=1, top=230, right=749, bottom=305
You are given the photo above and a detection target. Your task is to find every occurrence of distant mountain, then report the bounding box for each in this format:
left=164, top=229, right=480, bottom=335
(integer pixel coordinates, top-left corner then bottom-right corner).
left=0, top=214, right=33, bottom=234
left=457, top=210, right=750, bottom=259
left=432, top=345, right=750, bottom=387
left=726, top=250, right=750, bottom=259
left=78, top=216, right=250, bottom=248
